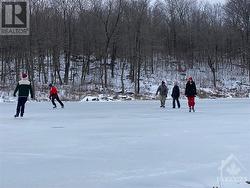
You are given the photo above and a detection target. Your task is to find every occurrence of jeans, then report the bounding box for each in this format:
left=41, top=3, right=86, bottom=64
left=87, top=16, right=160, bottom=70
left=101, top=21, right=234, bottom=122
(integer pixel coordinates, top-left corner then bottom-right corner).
left=172, top=98, right=180, bottom=108
left=16, top=97, right=28, bottom=117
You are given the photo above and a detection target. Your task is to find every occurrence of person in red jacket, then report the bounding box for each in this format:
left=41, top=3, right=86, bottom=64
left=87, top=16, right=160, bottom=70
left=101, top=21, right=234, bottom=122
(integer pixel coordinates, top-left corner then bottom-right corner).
left=49, top=84, right=64, bottom=108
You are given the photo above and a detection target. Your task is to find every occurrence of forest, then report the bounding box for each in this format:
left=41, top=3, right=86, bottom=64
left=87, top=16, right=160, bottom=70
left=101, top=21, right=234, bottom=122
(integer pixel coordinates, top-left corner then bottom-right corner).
left=0, top=0, right=249, bottom=97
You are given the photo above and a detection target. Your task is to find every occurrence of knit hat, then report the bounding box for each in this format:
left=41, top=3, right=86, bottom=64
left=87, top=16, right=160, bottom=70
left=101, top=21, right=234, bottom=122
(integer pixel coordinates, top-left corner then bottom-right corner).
left=22, top=73, right=27, bottom=78
left=49, top=83, right=53, bottom=87
left=162, top=81, right=165, bottom=84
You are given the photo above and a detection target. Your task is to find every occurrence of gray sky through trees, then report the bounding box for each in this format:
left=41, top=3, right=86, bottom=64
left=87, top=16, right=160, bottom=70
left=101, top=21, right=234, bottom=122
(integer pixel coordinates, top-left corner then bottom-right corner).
left=200, top=0, right=226, bottom=4
left=151, top=0, right=226, bottom=4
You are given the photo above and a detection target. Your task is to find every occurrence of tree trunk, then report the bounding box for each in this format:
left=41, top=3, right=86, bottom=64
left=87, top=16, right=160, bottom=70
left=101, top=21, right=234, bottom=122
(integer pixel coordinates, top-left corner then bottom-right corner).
left=121, top=62, right=125, bottom=94
left=208, top=56, right=216, bottom=88
left=111, top=43, right=117, bottom=78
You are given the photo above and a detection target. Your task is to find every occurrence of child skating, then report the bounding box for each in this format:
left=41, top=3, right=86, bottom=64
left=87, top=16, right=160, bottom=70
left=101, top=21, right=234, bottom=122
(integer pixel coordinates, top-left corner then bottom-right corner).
left=171, top=82, right=180, bottom=109
left=49, top=84, right=64, bottom=109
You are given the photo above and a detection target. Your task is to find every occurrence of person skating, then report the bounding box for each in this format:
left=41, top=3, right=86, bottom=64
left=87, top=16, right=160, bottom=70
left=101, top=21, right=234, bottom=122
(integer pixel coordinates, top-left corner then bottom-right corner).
left=13, top=73, right=34, bottom=117
left=156, top=81, right=168, bottom=108
left=171, top=82, right=180, bottom=109
left=49, top=83, right=64, bottom=108
left=185, top=77, right=197, bottom=112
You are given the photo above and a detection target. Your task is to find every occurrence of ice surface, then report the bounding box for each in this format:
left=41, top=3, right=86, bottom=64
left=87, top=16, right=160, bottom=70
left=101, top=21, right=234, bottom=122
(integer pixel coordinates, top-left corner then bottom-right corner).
left=0, top=99, right=250, bottom=188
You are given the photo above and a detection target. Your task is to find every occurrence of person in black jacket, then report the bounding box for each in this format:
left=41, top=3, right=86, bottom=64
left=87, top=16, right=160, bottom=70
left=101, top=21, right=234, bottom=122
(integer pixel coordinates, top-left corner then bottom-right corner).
left=156, top=81, right=168, bottom=108
left=171, top=82, right=180, bottom=108
left=185, top=77, right=197, bottom=112
left=13, top=73, right=34, bottom=117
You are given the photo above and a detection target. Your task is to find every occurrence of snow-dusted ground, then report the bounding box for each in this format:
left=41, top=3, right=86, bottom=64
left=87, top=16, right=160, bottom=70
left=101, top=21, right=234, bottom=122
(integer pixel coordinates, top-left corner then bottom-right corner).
left=0, top=99, right=250, bottom=188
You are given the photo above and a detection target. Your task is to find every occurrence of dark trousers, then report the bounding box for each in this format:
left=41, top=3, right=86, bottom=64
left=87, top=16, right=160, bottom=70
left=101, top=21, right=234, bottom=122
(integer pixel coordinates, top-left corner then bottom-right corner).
left=16, top=97, right=28, bottom=116
left=172, top=98, right=180, bottom=108
left=51, top=94, right=64, bottom=107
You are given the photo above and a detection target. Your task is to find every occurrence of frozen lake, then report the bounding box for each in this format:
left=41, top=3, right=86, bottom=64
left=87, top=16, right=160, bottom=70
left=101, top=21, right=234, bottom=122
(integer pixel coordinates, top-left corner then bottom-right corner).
left=0, top=99, right=250, bottom=188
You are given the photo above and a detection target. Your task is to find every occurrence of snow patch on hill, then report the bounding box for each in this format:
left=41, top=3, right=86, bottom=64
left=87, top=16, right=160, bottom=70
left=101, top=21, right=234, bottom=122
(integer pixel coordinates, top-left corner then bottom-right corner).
left=1, top=58, right=250, bottom=102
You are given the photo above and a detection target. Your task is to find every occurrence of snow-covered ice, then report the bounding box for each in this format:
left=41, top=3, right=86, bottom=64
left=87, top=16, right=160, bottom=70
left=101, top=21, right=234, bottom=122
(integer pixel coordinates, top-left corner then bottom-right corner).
left=0, top=99, right=250, bottom=188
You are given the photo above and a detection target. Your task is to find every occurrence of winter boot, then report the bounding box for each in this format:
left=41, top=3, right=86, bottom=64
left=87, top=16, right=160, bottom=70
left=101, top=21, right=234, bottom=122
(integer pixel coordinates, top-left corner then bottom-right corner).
left=14, top=114, right=19, bottom=118
left=53, top=106, right=57, bottom=109
left=189, top=108, right=191, bottom=112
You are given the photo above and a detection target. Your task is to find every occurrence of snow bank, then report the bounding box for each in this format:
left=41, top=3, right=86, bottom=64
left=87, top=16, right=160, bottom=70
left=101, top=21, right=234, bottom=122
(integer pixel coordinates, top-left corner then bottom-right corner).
left=80, top=94, right=116, bottom=102
left=0, top=93, right=16, bottom=103
left=80, top=94, right=135, bottom=102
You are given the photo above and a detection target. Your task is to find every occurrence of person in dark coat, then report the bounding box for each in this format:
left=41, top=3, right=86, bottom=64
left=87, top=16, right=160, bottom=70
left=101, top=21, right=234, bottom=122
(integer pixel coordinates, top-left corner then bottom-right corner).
left=156, top=81, right=168, bottom=108
left=49, top=84, right=64, bottom=108
left=13, top=73, right=34, bottom=117
left=185, top=77, right=197, bottom=112
left=171, top=82, right=180, bottom=108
